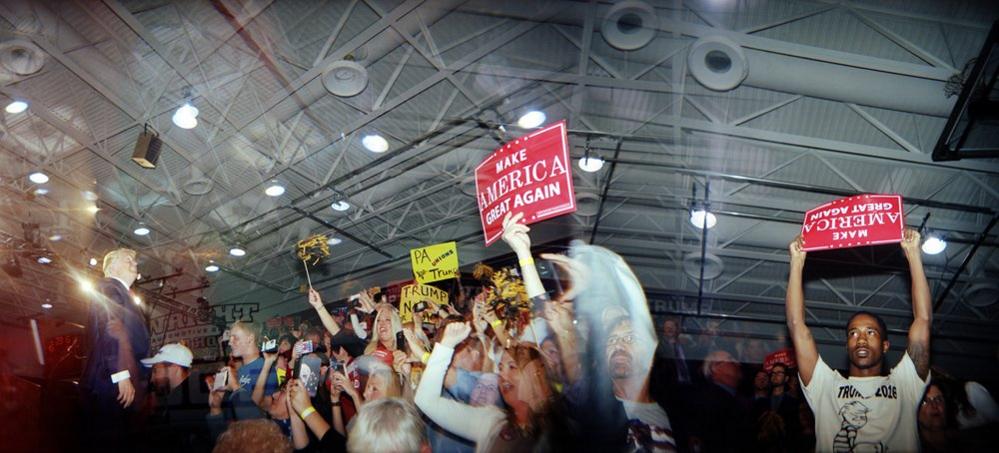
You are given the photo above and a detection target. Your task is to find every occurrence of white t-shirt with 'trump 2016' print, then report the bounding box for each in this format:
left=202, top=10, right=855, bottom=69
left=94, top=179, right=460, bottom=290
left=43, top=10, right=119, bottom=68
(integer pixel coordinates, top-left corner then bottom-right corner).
left=801, top=353, right=928, bottom=453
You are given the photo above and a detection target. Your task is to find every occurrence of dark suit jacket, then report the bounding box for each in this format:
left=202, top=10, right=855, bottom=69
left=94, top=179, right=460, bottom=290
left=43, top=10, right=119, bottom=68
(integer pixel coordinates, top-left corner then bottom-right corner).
left=81, top=278, right=150, bottom=403
left=685, top=382, right=754, bottom=453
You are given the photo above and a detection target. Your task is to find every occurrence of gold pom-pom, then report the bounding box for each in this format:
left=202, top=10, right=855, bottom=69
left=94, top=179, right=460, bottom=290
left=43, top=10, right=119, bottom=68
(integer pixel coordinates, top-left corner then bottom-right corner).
left=296, top=234, right=331, bottom=265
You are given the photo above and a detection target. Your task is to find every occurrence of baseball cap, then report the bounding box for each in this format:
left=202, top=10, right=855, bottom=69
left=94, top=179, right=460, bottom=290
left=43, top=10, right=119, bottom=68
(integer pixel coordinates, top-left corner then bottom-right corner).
left=141, top=343, right=193, bottom=368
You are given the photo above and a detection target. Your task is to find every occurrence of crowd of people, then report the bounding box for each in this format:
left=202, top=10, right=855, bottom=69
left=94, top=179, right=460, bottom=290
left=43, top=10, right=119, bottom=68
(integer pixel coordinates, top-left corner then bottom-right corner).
left=76, top=217, right=999, bottom=452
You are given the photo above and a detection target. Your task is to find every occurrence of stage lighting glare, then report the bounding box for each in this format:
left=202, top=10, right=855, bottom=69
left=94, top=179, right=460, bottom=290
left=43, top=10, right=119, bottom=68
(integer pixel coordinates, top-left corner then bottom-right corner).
left=577, top=156, right=605, bottom=172
left=922, top=236, right=947, bottom=255
left=229, top=246, right=246, bottom=257
left=172, top=102, right=199, bottom=129
left=362, top=134, right=389, bottom=153
left=79, top=279, right=95, bottom=293
left=87, top=205, right=100, bottom=214
left=690, top=209, right=717, bottom=229
left=517, top=111, right=546, bottom=129
left=28, top=171, right=49, bottom=184
left=264, top=180, right=285, bottom=197
left=6, top=100, right=28, bottom=113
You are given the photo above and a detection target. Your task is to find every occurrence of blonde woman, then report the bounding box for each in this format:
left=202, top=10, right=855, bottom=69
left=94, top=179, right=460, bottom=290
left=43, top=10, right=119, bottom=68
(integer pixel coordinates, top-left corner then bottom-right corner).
left=363, top=304, right=404, bottom=367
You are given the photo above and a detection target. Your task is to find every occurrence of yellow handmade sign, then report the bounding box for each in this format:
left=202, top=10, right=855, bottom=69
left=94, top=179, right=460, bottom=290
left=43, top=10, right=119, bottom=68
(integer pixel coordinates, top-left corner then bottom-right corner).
left=410, top=241, right=459, bottom=284
left=399, top=284, right=449, bottom=323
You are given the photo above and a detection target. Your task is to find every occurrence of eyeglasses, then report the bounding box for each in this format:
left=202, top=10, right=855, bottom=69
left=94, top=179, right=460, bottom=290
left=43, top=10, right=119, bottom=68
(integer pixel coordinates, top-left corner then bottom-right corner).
left=922, top=396, right=946, bottom=406
left=606, top=334, right=636, bottom=346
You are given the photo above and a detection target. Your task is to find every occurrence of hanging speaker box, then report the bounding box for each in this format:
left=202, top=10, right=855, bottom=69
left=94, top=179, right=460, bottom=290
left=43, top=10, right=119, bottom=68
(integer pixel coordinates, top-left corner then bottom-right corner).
left=132, top=130, right=162, bottom=169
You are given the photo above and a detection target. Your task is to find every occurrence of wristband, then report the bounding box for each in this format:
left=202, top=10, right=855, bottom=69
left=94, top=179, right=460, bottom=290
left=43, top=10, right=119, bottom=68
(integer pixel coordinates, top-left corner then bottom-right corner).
left=331, top=402, right=341, bottom=407
left=421, top=351, right=431, bottom=364
left=490, top=319, right=503, bottom=329
left=300, top=406, right=317, bottom=419
left=518, top=257, right=535, bottom=267
left=111, top=370, right=131, bottom=384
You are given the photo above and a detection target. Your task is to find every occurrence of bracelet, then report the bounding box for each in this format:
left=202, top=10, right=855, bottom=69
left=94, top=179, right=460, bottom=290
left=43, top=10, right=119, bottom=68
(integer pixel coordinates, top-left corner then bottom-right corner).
left=111, top=369, right=131, bottom=384
left=518, top=257, right=535, bottom=267
left=300, top=406, right=317, bottom=419
left=490, top=319, right=503, bottom=329
left=331, top=402, right=341, bottom=407
left=421, top=351, right=431, bottom=364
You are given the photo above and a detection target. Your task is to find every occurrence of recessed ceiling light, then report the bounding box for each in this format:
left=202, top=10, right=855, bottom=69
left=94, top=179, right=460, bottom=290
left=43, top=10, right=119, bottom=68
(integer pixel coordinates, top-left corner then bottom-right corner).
left=327, top=237, right=342, bottom=246
left=172, top=102, right=199, bottom=129
left=89, top=257, right=98, bottom=266
left=362, top=134, right=389, bottom=153
left=34, top=188, right=49, bottom=196
left=577, top=156, right=605, bottom=173
left=229, top=246, right=246, bottom=257
left=41, top=303, right=53, bottom=309
left=28, top=171, right=49, bottom=184
left=5, top=100, right=28, bottom=114
left=37, top=256, right=52, bottom=264
left=205, top=263, right=220, bottom=272
left=48, top=234, right=62, bottom=242
left=330, top=200, right=350, bottom=212
left=922, top=236, right=946, bottom=255
left=689, top=209, right=717, bottom=229
left=133, top=225, right=150, bottom=236
left=517, top=110, right=546, bottom=129
left=264, top=180, right=286, bottom=197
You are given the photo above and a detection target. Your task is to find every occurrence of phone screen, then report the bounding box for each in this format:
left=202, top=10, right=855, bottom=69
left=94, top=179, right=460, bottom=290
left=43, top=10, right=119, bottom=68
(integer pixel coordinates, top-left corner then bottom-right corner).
left=300, top=355, right=323, bottom=397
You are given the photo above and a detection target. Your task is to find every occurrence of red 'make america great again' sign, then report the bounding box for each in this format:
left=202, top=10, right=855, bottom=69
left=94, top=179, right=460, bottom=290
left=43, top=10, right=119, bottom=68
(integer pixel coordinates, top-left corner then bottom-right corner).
left=475, top=121, right=576, bottom=246
left=801, top=194, right=904, bottom=252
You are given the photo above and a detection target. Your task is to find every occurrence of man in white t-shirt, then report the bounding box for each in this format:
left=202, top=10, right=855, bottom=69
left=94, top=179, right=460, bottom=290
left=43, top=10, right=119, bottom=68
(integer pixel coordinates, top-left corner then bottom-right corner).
left=606, top=316, right=678, bottom=452
left=785, top=229, right=931, bottom=453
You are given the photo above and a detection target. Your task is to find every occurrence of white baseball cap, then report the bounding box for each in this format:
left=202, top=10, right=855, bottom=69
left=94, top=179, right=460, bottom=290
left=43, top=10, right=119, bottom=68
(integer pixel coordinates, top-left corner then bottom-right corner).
left=141, top=343, right=193, bottom=368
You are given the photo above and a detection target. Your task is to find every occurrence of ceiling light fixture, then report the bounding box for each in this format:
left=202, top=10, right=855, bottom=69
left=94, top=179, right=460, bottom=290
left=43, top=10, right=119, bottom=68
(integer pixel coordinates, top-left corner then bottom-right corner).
left=79, top=279, right=95, bottom=293
left=83, top=190, right=99, bottom=201
left=28, top=171, right=49, bottom=184
left=34, top=188, right=49, bottom=196
left=330, top=200, right=350, bottom=211
left=578, top=156, right=604, bottom=173
left=921, top=235, right=947, bottom=255
left=172, top=101, right=199, bottom=129
left=229, top=246, right=246, bottom=257
left=133, top=223, right=150, bottom=236
left=37, top=256, right=52, bottom=264
left=689, top=208, right=717, bottom=229
left=87, top=205, right=100, bottom=214
left=517, top=110, right=546, bottom=129
left=362, top=134, right=389, bottom=153
left=133, top=295, right=142, bottom=305
left=48, top=234, right=62, bottom=242
left=41, top=303, right=52, bottom=309
left=89, top=257, right=98, bottom=267
left=327, top=237, right=342, bottom=246
left=205, top=261, right=220, bottom=273
left=264, top=180, right=286, bottom=197
left=6, top=100, right=28, bottom=113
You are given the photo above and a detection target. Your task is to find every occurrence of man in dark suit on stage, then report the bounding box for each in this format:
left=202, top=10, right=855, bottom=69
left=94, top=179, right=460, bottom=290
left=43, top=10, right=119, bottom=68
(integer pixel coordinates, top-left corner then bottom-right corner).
left=80, top=248, right=150, bottom=449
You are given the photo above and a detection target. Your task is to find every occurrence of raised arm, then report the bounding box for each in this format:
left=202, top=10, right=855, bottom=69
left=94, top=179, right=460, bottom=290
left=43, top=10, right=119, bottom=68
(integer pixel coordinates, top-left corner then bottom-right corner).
left=308, top=288, right=341, bottom=337
left=900, top=228, right=931, bottom=379
left=501, top=212, right=545, bottom=299
left=251, top=351, right=277, bottom=408
left=786, top=236, right=819, bottom=385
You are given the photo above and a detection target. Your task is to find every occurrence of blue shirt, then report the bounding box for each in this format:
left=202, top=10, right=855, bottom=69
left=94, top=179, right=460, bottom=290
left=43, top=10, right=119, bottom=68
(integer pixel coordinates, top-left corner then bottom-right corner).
left=231, top=357, right=278, bottom=420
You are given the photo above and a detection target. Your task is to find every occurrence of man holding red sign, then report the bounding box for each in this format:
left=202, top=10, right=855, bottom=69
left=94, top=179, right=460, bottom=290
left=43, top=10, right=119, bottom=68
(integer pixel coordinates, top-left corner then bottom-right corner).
left=785, top=228, right=931, bottom=453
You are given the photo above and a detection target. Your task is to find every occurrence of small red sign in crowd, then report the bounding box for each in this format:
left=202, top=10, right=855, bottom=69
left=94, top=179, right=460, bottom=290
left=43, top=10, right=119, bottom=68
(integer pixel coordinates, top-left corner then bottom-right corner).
left=801, top=194, right=904, bottom=252
left=475, top=121, right=576, bottom=245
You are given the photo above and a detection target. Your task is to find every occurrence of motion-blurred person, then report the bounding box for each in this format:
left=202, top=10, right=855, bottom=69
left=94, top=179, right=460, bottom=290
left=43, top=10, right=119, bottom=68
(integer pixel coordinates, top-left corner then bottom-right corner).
left=786, top=230, right=931, bottom=452
left=212, top=419, right=292, bottom=453
left=688, top=350, right=753, bottom=452
left=655, top=317, right=693, bottom=386
left=81, top=248, right=149, bottom=449
left=142, top=343, right=212, bottom=452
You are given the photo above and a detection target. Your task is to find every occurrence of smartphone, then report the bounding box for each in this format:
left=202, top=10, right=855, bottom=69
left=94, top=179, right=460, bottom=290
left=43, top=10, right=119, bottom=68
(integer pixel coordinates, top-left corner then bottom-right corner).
left=413, top=301, right=428, bottom=313
left=396, top=331, right=407, bottom=352
left=212, top=367, right=229, bottom=391
left=299, top=354, right=323, bottom=397
left=535, top=259, right=564, bottom=306
left=261, top=339, right=278, bottom=353
left=295, top=340, right=314, bottom=355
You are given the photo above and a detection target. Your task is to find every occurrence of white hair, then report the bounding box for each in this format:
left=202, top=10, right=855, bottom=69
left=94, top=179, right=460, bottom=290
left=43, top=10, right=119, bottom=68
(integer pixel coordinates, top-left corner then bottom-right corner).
left=702, top=349, right=734, bottom=380
left=347, top=397, right=425, bottom=453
